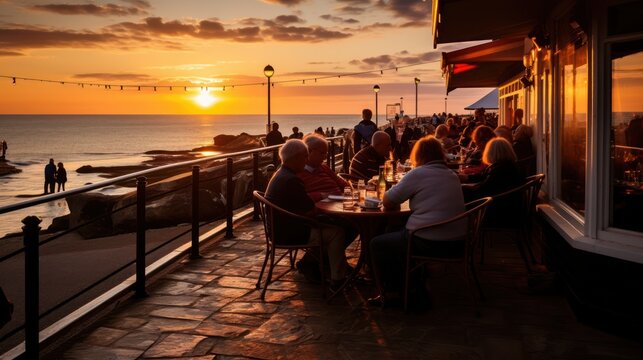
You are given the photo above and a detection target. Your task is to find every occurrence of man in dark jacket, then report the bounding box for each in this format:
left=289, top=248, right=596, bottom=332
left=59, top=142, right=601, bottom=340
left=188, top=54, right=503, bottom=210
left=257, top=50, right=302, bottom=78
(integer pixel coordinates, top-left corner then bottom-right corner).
left=266, top=122, right=285, bottom=146
left=352, top=109, right=378, bottom=155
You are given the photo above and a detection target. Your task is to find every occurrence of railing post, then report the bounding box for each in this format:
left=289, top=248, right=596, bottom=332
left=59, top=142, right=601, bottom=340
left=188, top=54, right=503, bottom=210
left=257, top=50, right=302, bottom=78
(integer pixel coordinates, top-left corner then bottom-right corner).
left=330, top=139, right=336, bottom=172
left=22, top=216, right=41, bottom=359
left=252, top=152, right=260, bottom=221
left=135, top=176, right=147, bottom=297
left=225, top=158, right=235, bottom=238
left=340, top=138, right=346, bottom=172
left=327, top=140, right=332, bottom=167
left=191, top=166, right=201, bottom=259
left=272, top=148, right=279, bottom=167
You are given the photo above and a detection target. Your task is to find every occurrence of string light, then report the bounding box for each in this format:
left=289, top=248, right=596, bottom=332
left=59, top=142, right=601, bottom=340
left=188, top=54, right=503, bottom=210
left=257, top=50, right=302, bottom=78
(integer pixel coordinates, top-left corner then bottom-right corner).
left=1, top=60, right=438, bottom=93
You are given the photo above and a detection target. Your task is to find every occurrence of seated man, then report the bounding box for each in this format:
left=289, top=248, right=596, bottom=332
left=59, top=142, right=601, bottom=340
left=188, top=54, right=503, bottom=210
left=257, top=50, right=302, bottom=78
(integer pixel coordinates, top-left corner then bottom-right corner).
left=298, top=134, right=349, bottom=202
left=265, top=139, right=348, bottom=287
left=349, top=131, right=391, bottom=180
left=266, top=122, right=285, bottom=146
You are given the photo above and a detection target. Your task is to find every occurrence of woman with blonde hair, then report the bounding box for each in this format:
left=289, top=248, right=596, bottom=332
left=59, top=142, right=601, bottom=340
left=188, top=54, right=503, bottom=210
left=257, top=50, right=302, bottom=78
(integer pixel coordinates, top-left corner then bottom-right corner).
left=369, top=135, right=466, bottom=307
left=434, top=124, right=457, bottom=151
left=464, top=137, right=524, bottom=225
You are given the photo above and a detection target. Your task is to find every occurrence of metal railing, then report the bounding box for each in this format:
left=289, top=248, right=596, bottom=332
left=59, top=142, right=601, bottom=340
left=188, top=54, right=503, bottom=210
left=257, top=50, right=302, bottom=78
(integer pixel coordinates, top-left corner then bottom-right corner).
left=0, top=135, right=346, bottom=358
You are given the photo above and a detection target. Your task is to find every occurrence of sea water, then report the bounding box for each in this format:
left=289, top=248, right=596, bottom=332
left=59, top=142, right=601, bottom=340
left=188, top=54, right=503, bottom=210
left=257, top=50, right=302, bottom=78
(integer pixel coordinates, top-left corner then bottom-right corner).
left=0, top=114, right=358, bottom=237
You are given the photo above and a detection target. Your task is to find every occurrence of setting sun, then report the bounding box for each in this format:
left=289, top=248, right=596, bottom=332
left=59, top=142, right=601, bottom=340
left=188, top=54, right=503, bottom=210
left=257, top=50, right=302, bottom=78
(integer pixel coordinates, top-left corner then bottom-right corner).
left=194, top=89, right=218, bottom=108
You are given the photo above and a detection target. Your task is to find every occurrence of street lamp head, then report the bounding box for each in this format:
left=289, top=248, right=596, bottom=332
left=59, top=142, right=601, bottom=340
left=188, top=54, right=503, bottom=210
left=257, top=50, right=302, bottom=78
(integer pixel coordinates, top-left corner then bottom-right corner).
left=263, top=65, right=274, bottom=78
left=415, top=77, right=420, bottom=84
left=373, top=84, right=380, bottom=93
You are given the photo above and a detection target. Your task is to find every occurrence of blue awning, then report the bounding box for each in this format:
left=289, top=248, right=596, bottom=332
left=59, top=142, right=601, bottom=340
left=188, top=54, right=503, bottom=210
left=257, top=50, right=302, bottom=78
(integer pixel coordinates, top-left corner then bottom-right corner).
left=464, top=89, right=499, bottom=110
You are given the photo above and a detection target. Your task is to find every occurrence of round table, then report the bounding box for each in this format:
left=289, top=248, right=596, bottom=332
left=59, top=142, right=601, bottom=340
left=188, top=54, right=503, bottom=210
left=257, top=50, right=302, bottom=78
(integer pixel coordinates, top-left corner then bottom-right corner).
left=315, top=199, right=411, bottom=300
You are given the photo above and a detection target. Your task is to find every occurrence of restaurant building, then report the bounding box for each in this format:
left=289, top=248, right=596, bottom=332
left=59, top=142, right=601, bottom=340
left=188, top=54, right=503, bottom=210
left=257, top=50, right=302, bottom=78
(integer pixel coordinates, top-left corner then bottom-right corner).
left=432, top=0, right=642, bottom=331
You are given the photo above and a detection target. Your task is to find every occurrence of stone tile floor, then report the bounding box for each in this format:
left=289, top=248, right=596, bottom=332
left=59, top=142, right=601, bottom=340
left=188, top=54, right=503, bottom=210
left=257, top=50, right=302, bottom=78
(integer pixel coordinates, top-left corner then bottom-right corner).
left=52, top=218, right=643, bottom=359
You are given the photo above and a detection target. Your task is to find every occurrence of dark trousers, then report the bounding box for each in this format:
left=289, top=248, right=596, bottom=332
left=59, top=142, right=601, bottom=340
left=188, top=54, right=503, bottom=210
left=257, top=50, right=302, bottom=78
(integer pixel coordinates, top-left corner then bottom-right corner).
left=370, top=229, right=465, bottom=294
left=44, top=177, right=55, bottom=194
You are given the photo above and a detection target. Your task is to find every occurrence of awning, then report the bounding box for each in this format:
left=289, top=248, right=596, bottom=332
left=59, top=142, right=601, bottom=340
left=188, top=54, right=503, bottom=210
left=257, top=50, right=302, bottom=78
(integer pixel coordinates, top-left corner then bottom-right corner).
left=465, top=89, right=499, bottom=110
left=442, top=37, right=526, bottom=94
left=432, top=0, right=548, bottom=48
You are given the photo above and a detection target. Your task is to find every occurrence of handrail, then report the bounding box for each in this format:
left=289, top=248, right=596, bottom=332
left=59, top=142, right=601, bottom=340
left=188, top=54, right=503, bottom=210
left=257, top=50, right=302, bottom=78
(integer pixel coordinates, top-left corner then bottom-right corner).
left=0, top=136, right=344, bottom=215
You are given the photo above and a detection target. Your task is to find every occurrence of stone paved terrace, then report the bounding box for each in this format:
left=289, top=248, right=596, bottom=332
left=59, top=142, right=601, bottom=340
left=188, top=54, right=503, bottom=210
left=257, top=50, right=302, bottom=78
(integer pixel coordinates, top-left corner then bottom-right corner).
left=50, top=217, right=643, bottom=359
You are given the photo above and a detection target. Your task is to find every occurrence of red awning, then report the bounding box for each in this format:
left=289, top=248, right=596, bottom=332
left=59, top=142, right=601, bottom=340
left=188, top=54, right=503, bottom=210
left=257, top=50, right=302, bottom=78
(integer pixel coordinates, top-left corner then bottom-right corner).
left=441, top=37, right=526, bottom=94
left=432, top=0, right=547, bottom=48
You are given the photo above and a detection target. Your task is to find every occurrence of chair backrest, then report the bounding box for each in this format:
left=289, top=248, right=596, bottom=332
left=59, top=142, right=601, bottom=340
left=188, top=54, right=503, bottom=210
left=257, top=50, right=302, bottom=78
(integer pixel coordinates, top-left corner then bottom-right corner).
left=252, top=190, right=320, bottom=246
left=485, top=173, right=545, bottom=227
left=409, top=197, right=493, bottom=259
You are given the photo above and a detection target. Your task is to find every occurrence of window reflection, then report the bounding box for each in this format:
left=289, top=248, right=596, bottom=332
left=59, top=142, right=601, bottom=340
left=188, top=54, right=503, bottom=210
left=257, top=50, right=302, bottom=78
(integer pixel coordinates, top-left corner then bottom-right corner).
left=559, top=40, right=588, bottom=215
left=610, top=40, right=643, bottom=233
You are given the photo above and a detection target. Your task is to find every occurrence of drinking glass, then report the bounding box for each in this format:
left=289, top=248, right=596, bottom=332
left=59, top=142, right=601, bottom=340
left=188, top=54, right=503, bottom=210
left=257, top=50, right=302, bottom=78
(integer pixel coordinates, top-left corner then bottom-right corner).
left=343, top=187, right=354, bottom=210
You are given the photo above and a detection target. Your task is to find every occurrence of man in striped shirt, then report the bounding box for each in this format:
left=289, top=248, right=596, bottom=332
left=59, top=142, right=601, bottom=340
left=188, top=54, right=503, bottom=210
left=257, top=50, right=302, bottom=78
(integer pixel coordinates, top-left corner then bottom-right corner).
left=349, top=131, right=391, bottom=180
left=298, top=134, right=349, bottom=202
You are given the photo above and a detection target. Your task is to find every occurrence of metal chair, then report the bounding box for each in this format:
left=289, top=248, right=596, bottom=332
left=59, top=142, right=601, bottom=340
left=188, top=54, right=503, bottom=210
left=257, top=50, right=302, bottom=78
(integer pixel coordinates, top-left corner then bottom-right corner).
left=404, top=197, right=493, bottom=313
left=253, top=191, right=325, bottom=300
left=479, top=173, right=545, bottom=272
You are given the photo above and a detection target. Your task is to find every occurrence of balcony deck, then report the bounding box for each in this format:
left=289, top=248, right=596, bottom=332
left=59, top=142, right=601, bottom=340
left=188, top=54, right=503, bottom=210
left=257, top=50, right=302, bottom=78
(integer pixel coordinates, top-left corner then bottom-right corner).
left=50, top=217, right=643, bottom=359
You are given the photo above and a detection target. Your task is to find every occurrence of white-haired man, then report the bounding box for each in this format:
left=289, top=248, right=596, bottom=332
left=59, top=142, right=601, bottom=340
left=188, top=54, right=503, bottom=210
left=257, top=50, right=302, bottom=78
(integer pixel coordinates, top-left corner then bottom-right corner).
left=265, top=139, right=348, bottom=287
left=298, top=134, right=349, bottom=202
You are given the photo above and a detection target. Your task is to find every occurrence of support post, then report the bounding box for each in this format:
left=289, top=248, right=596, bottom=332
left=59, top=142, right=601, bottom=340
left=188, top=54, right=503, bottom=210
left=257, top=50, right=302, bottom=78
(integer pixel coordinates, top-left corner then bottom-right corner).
left=22, top=216, right=41, bottom=359
left=330, top=140, right=336, bottom=172
left=191, top=166, right=201, bottom=259
left=225, top=158, right=235, bottom=238
left=135, top=176, right=147, bottom=297
left=252, top=152, right=260, bottom=221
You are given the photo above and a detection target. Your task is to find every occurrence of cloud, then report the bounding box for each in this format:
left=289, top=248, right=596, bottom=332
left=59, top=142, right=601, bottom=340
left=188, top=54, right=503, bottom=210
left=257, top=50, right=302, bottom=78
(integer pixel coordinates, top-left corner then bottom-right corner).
left=0, top=26, right=123, bottom=52
left=73, top=73, right=154, bottom=81
left=262, top=0, right=307, bottom=6
left=308, top=61, right=339, bottom=65
left=263, top=24, right=351, bottom=42
left=320, top=14, right=359, bottom=24
left=274, top=15, right=305, bottom=25
left=120, top=0, right=151, bottom=8
left=0, top=50, right=22, bottom=56
left=336, top=0, right=371, bottom=4
left=336, top=5, right=366, bottom=15
left=349, top=50, right=442, bottom=69
left=351, top=22, right=393, bottom=32
left=375, top=0, right=431, bottom=21
left=26, top=3, right=148, bottom=17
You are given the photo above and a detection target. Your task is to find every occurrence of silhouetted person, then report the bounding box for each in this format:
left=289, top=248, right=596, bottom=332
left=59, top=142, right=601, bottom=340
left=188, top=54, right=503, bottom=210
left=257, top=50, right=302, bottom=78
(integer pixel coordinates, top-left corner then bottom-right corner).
left=266, top=122, right=285, bottom=146
left=44, top=158, right=56, bottom=194
left=289, top=126, right=303, bottom=139
left=330, top=127, right=336, bottom=137
left=353, top=108, right=378, bottom=155
left=56, top=162, right=67, bottom=192
left=1, top=140, right=6, bottom=160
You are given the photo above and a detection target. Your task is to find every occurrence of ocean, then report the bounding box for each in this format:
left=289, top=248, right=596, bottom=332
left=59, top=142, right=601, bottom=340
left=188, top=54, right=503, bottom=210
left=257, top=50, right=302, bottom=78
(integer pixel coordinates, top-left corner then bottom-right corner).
left=0, top=114, right=361, bottom=237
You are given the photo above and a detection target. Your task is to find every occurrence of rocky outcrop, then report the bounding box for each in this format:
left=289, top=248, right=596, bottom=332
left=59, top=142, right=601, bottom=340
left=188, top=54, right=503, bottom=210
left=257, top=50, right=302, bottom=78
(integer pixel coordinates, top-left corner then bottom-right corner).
left=0, top=160, right=21, bottom=177
left=66, top=193, right=116, bottom=238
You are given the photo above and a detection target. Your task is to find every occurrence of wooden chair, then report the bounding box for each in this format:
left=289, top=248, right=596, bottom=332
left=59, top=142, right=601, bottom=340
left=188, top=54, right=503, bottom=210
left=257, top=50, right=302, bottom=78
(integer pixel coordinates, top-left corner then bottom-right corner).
left=253, top=191, right=325, bottom=300
left=479, top=174, right=545, bottom=272
left=404, top=197, right=493, bottom=312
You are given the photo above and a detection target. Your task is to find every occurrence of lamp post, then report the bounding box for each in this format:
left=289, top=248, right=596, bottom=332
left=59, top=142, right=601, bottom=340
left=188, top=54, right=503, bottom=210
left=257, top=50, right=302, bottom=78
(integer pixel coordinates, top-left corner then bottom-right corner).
left=444, top=97, right=448, bottom=114
left=373, top=85, right=380, bottom=126
left=264, top=65, right=274, bottom=134
left=414, top=78, right=420, bottom=119
left=400, top=97, right=404, bottom=115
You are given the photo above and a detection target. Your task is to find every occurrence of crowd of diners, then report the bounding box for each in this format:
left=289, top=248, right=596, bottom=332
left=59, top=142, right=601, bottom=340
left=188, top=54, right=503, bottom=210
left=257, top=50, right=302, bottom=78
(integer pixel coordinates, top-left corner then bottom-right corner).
left=263, top=107, right=535, bottom=307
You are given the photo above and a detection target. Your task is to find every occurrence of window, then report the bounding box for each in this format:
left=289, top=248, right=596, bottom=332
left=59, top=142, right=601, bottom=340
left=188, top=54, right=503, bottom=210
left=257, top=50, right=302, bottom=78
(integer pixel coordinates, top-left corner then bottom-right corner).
left=557, top=29, right=588, bottom=215
left=609, top=40, right=643, bottom=233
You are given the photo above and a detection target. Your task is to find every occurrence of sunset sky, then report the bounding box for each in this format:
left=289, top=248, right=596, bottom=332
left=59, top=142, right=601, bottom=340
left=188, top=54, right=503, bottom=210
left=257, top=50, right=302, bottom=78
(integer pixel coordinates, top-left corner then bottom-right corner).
left=0, top=0, right=492, bottom=115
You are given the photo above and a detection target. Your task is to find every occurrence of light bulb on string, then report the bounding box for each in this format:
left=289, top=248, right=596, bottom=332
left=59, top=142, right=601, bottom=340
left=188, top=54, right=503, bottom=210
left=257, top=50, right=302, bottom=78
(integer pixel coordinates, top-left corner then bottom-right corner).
left=380, top=70, right=383, bottom=75
left=169, top=86, right=172, bottom=91
left=223, top=86, right=225, bottom=91
left=154, top=86, right=157, bottom=91
left=302, top=80, right=305, bottom=84
left=12, top=77, right=16, bottom=85
left=138, top=86, right=141, bottom=91
left=120, top=85, right=123, bottom=90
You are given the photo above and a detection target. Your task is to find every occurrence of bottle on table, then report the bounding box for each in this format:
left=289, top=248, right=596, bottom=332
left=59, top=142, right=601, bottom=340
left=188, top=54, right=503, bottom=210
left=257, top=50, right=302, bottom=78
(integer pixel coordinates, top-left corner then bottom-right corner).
left=377, top=167, right=387, bottom=200
left=357, top=179, right=366, bottom=203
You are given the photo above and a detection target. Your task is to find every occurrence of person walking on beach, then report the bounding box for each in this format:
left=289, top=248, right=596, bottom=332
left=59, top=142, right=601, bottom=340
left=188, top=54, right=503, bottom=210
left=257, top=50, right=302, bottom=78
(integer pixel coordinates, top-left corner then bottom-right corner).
left=1, top=140, right=7, bottom=160
left=56, top=162, right=67, bottom=192
left=44, top=158, right=56, bottom=194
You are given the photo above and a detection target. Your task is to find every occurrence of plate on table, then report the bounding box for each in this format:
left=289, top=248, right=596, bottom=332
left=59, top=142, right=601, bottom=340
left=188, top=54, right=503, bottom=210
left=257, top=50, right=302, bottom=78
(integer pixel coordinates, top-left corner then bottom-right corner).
left=359, top=204, right=382, bottom=210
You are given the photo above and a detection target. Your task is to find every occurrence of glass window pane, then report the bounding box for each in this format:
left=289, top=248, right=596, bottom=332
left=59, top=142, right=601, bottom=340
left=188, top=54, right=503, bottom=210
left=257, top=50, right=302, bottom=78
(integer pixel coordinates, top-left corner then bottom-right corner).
left=610, top=40, right=643, bottom=233
left=559, top=41, right=588, bottom=215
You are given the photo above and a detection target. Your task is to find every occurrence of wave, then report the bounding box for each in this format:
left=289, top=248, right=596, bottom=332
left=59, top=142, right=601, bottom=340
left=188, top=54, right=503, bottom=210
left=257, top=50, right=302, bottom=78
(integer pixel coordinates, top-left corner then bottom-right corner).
left=82, top=152, right=131, bottom=156
left=9, top=160, right=38, bottom=166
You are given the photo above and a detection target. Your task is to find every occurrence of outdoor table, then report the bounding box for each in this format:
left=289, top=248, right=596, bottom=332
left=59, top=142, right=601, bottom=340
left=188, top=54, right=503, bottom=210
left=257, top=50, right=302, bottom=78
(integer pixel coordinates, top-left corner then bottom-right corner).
left=315, top=198, right=411, bottom=300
